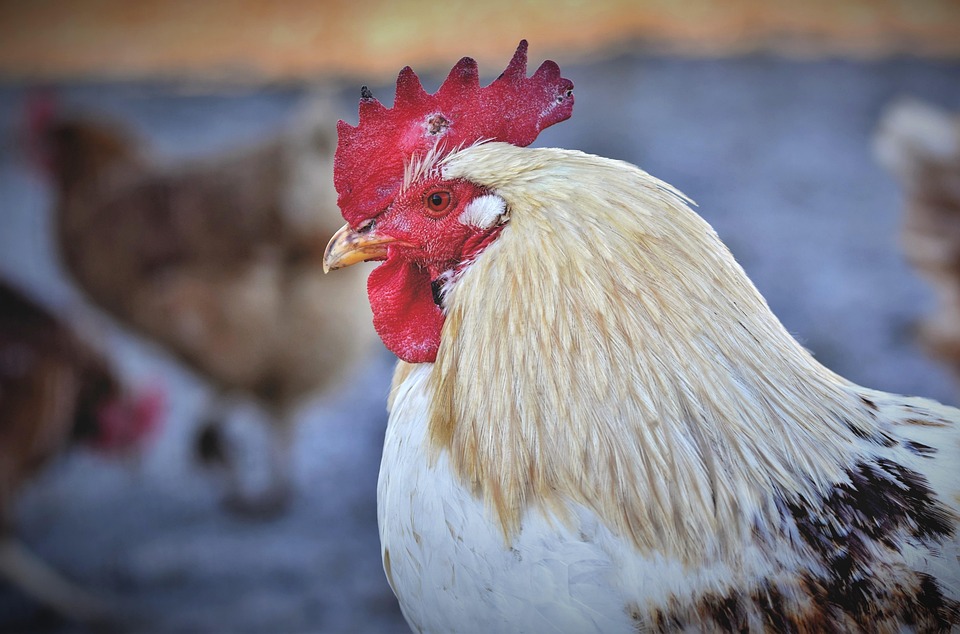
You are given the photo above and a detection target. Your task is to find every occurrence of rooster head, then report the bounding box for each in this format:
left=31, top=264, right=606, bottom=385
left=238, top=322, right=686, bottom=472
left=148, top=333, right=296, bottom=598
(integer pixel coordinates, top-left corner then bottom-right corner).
left=71, top=364, right=166, bottom=455
left=91, top=383, right=165, bottom=453
left=324, top=41, right=574, bottom=363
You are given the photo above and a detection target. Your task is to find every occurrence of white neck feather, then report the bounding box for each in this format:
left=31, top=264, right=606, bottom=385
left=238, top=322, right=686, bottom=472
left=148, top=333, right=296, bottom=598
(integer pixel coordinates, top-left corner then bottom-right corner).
left=422, top=143, right=869, bottom=562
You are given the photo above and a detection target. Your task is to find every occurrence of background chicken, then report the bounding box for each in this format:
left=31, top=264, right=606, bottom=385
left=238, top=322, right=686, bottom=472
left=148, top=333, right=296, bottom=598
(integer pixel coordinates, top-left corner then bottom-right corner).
left=875, top=99, right=960, bottom=386
left=30, top=95, right=377, bottom=513
left=324, top=43, right=960, bottom=632
left=0, top=279, right=162, bottom=625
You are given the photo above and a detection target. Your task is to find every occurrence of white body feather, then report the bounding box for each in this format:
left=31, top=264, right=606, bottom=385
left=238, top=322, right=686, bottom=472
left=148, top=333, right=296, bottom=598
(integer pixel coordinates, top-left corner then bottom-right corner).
left=382, top=367, right=960, bottom=633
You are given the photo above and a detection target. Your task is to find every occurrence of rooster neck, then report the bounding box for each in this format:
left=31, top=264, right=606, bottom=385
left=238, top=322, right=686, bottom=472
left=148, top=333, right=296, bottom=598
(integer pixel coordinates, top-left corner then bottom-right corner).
left=413, top=143, right=885, bottom=562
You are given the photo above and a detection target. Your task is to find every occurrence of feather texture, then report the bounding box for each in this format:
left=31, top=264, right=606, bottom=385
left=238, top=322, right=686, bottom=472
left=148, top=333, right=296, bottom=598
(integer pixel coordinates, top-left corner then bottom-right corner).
left=379, top=143, right=960, bottom=632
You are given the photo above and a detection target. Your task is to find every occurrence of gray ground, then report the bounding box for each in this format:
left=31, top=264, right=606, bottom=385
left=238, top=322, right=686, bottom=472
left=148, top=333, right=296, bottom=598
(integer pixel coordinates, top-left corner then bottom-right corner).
left=0, top=52, right=959, bottom=633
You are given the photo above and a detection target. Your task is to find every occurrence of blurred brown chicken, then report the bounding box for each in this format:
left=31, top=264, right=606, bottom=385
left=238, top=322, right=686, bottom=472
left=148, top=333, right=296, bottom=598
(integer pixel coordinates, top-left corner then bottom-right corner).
left=0, top=279, right=162, bottom=625
left=875, top=99, right=960, bottom=382
left=28, top=94, right=376, bottom=514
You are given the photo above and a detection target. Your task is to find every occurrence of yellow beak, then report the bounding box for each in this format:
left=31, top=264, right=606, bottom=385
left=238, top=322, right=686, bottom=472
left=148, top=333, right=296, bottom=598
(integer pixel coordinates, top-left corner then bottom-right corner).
left=323, top=223, right=399, bottom=273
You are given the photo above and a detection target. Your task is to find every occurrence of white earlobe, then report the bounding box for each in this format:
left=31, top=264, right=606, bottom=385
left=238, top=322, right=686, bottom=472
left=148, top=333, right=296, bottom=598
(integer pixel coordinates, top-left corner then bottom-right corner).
left=459, top=195, right=507, bottom=229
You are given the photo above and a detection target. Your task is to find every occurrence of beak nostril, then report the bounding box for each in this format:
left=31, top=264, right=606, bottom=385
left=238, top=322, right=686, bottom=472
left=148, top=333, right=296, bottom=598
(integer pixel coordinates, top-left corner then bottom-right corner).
left=324, top=222, right=399, bottom=273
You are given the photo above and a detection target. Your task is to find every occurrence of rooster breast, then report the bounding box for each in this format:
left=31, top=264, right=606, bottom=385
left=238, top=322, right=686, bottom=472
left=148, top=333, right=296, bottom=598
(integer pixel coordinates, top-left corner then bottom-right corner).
left=379, top=365, right=644, bottom=633
left=381, top=365, right=960, bottom=634
left=378, top=364, right=820, bottom=634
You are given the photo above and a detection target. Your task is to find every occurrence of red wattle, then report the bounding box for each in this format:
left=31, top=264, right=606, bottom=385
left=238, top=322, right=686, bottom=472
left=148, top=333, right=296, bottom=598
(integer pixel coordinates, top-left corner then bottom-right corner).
left=368, top=257, right=445, bottom=363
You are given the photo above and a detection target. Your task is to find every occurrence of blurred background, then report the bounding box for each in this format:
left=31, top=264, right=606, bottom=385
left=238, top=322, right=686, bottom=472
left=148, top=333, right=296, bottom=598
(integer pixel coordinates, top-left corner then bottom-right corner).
left=1, top=1, right=959, bottom=632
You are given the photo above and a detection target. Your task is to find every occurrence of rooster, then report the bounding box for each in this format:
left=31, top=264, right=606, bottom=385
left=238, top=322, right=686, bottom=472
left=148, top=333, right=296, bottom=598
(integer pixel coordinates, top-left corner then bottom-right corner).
left=0, top=280, right=162, bottom=625
left=323, top=42, right=960, bottom=632
left=29, top=95, right=376, bottom=514
left=875, top=99, right=960, bottom=386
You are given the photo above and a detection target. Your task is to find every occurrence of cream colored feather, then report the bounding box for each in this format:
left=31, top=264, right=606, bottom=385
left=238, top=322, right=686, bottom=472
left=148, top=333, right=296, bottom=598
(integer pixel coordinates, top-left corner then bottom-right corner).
left=431, top=144, right=885, bottom=555
left=380, top=142, right=960, bottom=632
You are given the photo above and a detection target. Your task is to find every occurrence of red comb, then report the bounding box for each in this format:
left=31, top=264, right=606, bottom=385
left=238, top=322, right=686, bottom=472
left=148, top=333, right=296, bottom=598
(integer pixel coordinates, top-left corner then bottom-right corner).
left=334, top=40, right=574, bottom=225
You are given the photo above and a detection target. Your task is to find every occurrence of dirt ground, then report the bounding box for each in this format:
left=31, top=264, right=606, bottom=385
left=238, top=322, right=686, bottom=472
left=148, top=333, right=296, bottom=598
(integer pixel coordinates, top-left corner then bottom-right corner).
left=0, top=50, right=959, bottom=633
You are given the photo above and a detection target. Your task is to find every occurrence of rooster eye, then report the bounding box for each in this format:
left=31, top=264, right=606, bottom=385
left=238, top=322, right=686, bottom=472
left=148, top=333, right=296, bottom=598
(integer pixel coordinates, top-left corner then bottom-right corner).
left=424, top=190, right=453, bottom=216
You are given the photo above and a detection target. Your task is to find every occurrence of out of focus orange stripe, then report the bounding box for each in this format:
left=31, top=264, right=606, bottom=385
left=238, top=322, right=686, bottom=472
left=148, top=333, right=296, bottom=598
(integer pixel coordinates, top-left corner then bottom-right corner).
left=0, top=0, right=958, bottom=84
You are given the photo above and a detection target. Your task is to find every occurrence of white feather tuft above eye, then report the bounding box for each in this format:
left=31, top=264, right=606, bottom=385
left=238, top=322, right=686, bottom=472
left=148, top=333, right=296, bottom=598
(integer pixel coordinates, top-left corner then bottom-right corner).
left=458, top=195, right=507, bottom=229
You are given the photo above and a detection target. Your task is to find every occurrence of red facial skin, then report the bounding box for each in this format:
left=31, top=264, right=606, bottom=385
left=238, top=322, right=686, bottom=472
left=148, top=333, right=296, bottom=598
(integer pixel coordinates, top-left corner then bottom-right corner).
left=333, top=42, right=573, bottom=363
left=364, top=178, right=503, bottom=363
